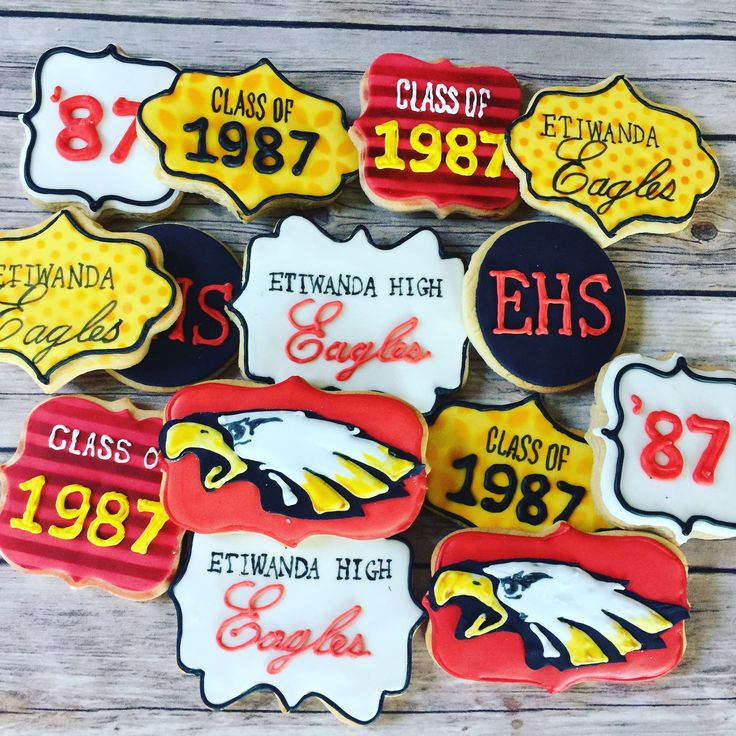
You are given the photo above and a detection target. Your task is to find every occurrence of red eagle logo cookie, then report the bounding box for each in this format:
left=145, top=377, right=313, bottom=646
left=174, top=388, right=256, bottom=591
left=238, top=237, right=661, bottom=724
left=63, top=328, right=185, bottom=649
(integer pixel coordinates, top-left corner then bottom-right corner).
left=0, top=396, right=183, bottom=599
left=424, top=524, right=688, bottom=692
left=350, top=54, right=521, bottom=218
left=160, top=377, right=427, bottom=545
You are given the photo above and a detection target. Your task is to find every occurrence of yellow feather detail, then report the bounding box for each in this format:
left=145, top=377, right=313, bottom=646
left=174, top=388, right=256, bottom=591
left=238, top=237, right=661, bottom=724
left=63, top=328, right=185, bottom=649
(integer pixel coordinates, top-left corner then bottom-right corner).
left=607, top=621, right=642, bottom=655
left=300, top=471, right=350, bottom=514
left=628, top=610, right=673, bottom=634
left=334, top=456, right=389, bottom=499
left=565, top=626, right=609, bottom=666
left=360, top=446, right=416, bottom=481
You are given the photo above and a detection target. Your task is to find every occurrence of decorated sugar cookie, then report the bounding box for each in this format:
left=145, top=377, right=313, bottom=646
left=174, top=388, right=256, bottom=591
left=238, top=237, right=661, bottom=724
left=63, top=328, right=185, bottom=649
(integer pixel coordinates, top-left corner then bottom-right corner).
left=0, top=209, right=181, bottom=392
left=229, top=216, right=468, bottom=413
left=426, top=396, right=608, bottom=532
left=111, top=224, right=240, bottom=391
left=504, top=75, right=720, bottom=246
left=424, top=524, right=688, bottom=692
left=160, top=376, right=427, bottom=545
left=20, top=45, right=181, bottom=219
left=137, top=59, right=357, bottom=221
left=171, top=531, right=423, bottom=724
left=464, top=221, right=627, bottom=392
left=0, top=396, right=183, bottom=599
left=350, top=54, right=521, bottom=218
left=589, top=353, right=736, bottom=543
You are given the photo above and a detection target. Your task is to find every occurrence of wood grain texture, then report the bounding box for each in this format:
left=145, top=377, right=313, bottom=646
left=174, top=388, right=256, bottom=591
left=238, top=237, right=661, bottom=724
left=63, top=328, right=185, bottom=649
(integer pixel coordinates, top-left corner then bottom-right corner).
left=0, top=2, right=735, bottom=734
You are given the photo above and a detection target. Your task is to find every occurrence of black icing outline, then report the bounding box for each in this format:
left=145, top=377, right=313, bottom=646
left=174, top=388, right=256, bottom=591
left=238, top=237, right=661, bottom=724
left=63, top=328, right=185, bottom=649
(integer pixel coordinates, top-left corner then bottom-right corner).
left=424, top=394, right=601, bottom=528
left=20, top=44, right=179, bottom=214
left=136, top=59, right=357, bottom=218
left=0, top=210, right=179, bottom=385
left=169, top=531, right=425, bottom=726
left=600, top=355, right=736, bottom=536
left=228, top=216, right=470, bottom=414
left=504, top=75, right=721, bottom=238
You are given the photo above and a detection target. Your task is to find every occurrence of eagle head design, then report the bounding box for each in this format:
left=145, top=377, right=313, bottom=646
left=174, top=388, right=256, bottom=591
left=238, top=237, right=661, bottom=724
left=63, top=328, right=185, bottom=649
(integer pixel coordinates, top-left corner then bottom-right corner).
left=160, top=409, right=422, bottom=519
left=428, top=560, right=688, bottom=670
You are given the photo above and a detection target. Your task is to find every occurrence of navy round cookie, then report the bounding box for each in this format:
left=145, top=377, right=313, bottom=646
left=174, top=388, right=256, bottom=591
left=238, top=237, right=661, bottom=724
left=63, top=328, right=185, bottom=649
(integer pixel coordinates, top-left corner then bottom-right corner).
left=111, top=224, right=240, bottom=391
left=463, top=221, right=627, bottom=392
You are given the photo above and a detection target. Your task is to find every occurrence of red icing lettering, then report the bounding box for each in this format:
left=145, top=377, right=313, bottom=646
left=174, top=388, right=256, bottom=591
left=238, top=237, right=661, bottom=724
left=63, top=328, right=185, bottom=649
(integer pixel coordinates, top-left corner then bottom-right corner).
left=50, top=85, right=62, bottom=103
left=686, top=414, right=730, bottom=485
left=631, top=394, right=642, bottom=415
left=286, top=298, right=430, bottom=381
left=490, top=269, right=532, bottom=335
left=110, top=97, right=140, bottom=164
left=578, top=274, right=612, bottom=338
left=640, top=410, right=684, bottom=480
left=532, top=272, right=572, bottom=336
left=56, top=95, right=103, bottom=161
left=169, top=277, right=194, bottom=343
left=216, top=580, right=371, bottom=674
left=194, top=283, right=233, bottom=347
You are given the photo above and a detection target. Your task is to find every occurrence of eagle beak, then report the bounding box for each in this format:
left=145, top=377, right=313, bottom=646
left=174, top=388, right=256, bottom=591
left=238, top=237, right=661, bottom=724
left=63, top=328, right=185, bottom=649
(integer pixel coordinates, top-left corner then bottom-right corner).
left=433, top=570, right=508, bottom=638
left=162, top=421, right=249, bottom=490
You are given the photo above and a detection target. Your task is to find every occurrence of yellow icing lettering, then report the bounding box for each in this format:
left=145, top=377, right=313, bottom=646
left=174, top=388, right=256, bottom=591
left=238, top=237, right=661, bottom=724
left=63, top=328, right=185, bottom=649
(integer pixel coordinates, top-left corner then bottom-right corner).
left=48, top=484, right=92, bottom=541
left=131, top=498, right=169, bottom=555
left=87, top=491, right=129, bottom=547
left=10, top=474, right=45, bottom=535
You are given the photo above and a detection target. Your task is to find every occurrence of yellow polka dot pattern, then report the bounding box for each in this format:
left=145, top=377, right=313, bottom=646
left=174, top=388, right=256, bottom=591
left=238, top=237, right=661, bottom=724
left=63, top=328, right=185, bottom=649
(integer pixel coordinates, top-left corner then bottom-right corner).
left=506, top=76, right=719, bottom=242
left=426, top=399, right=608, bottom=532
left=0, top=211, right=175, bottom=382
left=140, top=61, right=358, bottom=219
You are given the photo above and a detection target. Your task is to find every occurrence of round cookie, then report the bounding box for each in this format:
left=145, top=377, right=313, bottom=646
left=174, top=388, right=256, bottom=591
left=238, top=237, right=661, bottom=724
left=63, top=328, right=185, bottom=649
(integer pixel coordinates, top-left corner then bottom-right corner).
left=463, top=221, right=627, bottom=392
left=111, top=223, right=240, bottom=392
left=20, top=44, right=181, bottom=219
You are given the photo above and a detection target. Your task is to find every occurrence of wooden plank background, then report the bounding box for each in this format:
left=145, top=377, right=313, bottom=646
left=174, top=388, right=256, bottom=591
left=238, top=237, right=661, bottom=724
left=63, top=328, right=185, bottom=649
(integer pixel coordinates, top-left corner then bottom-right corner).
left=0, top=2, right=734, bottom=733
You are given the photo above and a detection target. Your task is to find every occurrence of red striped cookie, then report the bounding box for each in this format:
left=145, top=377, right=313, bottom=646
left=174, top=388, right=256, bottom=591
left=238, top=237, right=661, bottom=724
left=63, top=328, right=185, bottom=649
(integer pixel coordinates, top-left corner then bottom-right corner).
left=0, top=395, right=183, bottom=599
left=350, top=54, right=521, bottom=218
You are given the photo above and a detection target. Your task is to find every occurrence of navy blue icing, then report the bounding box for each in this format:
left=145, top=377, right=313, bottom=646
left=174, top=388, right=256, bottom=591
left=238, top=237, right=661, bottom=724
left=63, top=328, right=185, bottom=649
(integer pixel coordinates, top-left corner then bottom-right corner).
left=117, top=224, right=240, bottom=389
left=474, top=221, right=626, bottom=388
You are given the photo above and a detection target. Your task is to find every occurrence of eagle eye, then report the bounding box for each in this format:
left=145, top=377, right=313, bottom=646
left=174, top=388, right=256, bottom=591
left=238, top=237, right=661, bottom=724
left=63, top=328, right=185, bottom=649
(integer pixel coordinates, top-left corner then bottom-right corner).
left=472, top=580, right=481, bottom=586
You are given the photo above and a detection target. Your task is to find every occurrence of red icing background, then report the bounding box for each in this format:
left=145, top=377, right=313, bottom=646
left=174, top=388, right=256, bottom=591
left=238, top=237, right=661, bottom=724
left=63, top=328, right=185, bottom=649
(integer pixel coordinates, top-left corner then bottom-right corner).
left=423, top=524, right=688, bottom=692
left=352, top=53, right=521, bottom=212
left=163, top=376, right=427, bottom=545
left=0, top=396, right=183, bottom=598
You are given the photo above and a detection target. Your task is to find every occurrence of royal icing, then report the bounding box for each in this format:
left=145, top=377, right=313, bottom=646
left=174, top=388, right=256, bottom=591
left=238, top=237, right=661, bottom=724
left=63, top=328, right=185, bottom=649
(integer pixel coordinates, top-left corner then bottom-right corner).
left=591, top=353, right=736, bottom=543
left=464, top=221, right=627, bottom=391
left=160, top=377, right=427, bottom=545
left=112, top=224, right=240, bottom=391
left=137, top=59, right=357, bottom=221
left=0, top=209, right=181, bottom=392
left=171, top=532, right=422, bottom=724
left=349, top=54, right=521, bottom=218
left=504, top=75, right=720, bottom=246
left=426, top=396, right=608, bottom=532
left=0, top=396, right=183, bottom=599
left=20, top=45, right=180, bottom=218
left=424, top=524, right=688, bottom=692
left=229, top=216, right=467, bottom=413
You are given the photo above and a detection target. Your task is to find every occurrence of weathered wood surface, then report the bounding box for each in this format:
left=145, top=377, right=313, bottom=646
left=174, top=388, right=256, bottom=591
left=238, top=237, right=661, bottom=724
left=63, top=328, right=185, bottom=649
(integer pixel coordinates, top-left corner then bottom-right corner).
left=0, top=2, right=735, bottom=734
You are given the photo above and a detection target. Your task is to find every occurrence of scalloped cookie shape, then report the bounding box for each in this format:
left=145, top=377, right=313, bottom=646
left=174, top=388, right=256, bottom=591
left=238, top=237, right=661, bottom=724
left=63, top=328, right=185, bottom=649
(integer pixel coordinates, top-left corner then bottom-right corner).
left=137, top=59, right=358, bottom=221
left=0, top=209, right=181, bottom=392
left=504, top=75, right=719, bottom=246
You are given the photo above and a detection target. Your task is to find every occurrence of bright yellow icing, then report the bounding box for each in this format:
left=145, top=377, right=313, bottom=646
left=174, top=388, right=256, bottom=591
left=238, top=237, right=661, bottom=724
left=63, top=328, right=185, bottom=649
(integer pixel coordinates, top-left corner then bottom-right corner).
left=426, top=399, right=608, bottom=532
left=139, top=61, right=358, bottom=219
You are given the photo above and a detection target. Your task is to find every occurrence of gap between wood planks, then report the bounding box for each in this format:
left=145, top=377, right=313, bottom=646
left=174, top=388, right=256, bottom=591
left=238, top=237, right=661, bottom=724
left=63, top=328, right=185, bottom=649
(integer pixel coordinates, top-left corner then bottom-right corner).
left=0, top=9, right=735, bottom=41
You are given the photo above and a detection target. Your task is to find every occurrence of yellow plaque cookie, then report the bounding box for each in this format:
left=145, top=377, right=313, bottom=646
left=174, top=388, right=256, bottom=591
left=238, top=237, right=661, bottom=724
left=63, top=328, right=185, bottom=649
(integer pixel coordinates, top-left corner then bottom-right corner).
left=137, top=59, right=358, bottom=221
left=0, top=209, right=181, bottom=392
left=504, top=75, right=719, bottom=246
left=426, top=396, right=608, bottom=532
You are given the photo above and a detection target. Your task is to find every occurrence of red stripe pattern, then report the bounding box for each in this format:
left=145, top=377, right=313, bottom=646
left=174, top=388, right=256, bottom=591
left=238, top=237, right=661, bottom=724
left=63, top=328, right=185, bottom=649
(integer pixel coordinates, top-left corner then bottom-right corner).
left=352, top=54, right=521, bottom=214
left=0, top=396, right=183, bottom=599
